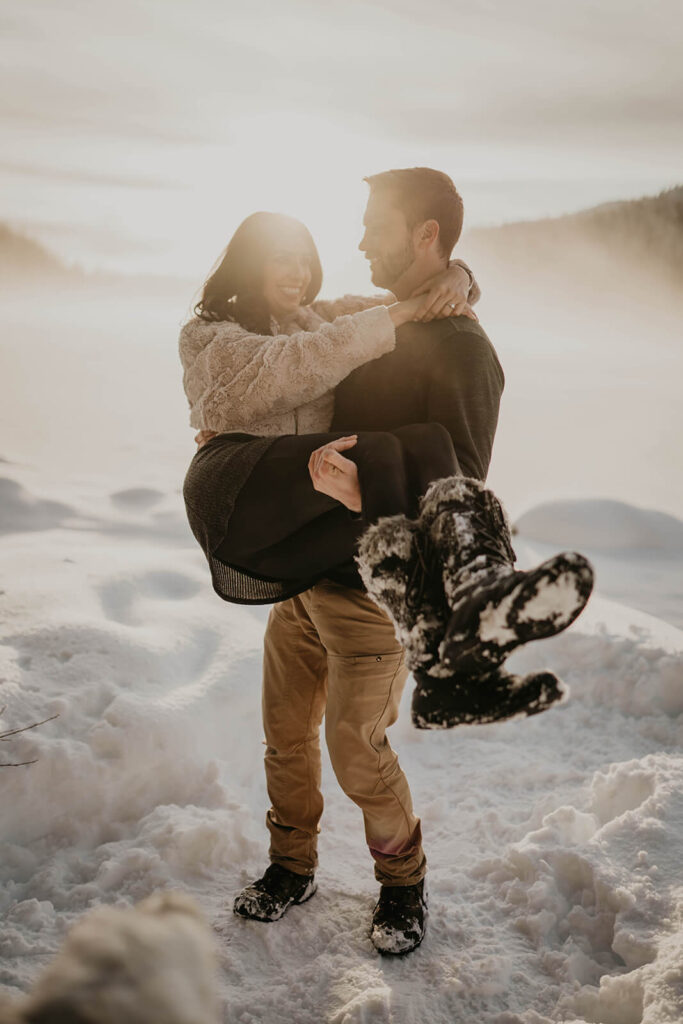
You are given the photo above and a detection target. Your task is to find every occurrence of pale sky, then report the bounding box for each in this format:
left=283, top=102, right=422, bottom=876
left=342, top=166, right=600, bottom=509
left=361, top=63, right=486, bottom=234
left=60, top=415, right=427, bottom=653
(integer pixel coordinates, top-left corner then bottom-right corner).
left=2, top=0, right=681, bottom=291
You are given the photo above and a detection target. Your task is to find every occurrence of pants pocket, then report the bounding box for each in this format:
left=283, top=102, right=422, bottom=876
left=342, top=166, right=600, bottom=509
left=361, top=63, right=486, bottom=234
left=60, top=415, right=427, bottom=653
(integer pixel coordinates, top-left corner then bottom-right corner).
left=326, top=651, right=406, bottom=725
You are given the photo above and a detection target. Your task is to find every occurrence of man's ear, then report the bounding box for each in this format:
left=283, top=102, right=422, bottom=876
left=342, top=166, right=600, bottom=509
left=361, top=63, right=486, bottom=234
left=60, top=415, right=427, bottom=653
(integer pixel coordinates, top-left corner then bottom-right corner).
left=415, top=219, right=440, bottom=252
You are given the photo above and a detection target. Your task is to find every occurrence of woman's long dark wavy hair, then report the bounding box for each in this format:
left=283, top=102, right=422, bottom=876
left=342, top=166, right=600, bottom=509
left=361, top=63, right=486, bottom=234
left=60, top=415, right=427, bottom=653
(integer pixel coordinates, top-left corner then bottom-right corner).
left=194, top=212, right=324, bottom=334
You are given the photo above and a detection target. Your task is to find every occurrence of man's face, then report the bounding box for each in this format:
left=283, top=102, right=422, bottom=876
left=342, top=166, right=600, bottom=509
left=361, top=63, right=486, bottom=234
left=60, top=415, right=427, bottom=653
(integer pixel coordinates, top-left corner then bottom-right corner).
left=358, top=190, right=415, bottom=291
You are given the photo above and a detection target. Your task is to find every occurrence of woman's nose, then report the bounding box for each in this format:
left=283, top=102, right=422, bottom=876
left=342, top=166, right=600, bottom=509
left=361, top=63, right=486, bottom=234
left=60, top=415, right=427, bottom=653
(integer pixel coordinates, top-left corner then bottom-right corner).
left=286, top=257, right=309, bottom=279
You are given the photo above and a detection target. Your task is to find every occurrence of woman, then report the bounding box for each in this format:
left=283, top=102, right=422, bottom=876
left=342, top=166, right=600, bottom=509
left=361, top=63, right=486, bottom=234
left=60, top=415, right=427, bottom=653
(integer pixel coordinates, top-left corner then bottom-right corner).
left=180, top=211, right=594, bottom=725
left=181, top=211, right=475, bottom=597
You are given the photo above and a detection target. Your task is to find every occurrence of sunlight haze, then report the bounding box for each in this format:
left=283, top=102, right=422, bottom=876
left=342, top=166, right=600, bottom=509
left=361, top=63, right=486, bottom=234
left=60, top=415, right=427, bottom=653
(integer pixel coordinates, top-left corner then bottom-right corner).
left=1, top=0, right=681, bottom=287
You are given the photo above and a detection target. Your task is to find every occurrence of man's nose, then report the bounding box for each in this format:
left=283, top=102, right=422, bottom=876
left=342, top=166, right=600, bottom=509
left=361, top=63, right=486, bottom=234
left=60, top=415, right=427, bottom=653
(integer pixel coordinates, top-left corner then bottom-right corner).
left=358, top=232, right=368, bottom=252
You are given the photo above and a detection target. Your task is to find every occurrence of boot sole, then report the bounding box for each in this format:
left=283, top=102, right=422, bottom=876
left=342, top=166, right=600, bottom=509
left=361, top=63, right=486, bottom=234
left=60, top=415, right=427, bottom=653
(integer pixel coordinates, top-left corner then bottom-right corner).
left=411, top=669, right=568, bottom=729
left=442, top=552, right=594, bottom=674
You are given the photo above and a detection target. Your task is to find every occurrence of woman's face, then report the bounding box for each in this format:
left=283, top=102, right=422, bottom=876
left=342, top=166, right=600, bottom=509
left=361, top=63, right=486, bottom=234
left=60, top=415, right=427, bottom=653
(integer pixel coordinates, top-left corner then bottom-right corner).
left=262, top=241, right=312, bottom=319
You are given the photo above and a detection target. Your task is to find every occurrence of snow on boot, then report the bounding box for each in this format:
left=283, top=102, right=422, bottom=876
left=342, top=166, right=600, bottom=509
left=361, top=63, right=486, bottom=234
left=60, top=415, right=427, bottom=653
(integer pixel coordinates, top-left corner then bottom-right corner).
left=355, top=514, right=448, bottom=673
left=370, top=878, right=428, bottom=955
left=420, top=477, right=594, bottom=676
left=411, top=665, right=568, bottom=729
left=233, top=863, right=316, bottom=922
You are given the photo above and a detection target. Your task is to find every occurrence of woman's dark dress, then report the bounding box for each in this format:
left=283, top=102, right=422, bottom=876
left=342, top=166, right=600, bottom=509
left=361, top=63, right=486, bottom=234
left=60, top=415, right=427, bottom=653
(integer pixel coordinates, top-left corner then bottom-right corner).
left=183, top=424, right=460, bottom=605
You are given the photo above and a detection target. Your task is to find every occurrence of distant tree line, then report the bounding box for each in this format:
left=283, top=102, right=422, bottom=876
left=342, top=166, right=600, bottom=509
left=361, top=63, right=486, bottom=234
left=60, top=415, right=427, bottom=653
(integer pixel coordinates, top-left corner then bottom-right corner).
left=466, top=186, right=683, bottom=290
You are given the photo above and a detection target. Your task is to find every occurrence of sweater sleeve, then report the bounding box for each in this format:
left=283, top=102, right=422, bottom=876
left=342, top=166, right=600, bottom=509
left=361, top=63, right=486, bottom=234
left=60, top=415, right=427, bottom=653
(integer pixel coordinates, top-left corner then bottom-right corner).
left=180, top=305, right=396, bottom=432
left=309, top=293, right=394, bottom=322
left=426, top=329, right=504, bottom=480
left=310, top=261, right=480, bottom=321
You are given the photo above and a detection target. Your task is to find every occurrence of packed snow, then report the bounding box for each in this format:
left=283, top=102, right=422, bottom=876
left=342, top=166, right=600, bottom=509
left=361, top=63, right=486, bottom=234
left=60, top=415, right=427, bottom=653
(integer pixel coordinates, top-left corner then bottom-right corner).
left=0, top=286, right=681, bottom=1022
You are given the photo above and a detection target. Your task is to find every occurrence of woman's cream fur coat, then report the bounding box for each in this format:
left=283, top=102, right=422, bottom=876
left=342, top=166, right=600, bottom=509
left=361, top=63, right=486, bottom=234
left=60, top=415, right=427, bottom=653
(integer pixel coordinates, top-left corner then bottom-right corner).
left=179, top=295, right=395, bottom=438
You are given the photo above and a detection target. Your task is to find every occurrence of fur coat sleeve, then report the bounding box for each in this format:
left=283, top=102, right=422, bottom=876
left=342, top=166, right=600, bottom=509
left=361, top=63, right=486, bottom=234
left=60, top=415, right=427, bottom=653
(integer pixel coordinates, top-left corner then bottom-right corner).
left=309, top=260, right=481, bottom=322
left=179, top=305, right=396, bottom=433
left=309, top=293, right=395, bottom=321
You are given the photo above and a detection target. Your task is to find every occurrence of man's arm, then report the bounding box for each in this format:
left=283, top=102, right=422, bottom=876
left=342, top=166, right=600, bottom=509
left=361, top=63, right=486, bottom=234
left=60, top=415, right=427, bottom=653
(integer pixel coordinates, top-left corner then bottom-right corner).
left=331, top=318, right=504, bottom=483
left=423, top=323, right=504, bottom=481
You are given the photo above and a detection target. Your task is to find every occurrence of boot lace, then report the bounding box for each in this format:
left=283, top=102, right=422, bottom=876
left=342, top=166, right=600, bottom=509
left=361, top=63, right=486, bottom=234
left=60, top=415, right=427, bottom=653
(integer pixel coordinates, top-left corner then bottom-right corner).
left=470, top=495, right=516, bottom=565
left=406, top=528, right=443, bottom=613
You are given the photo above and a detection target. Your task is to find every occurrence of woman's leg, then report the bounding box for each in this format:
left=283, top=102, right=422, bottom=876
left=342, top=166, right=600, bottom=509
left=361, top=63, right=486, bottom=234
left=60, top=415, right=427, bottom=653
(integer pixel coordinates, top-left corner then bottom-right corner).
left=355, top=423, right=460, bottom=522
left=214, top=426, right=460, bottom=582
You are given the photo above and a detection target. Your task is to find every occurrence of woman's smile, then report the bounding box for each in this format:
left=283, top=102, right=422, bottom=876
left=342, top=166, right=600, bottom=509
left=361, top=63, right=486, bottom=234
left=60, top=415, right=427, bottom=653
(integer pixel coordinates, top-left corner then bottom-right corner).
left=262, top=244, right=312, bottom=317
left=277, top=284, right=306, bottom=300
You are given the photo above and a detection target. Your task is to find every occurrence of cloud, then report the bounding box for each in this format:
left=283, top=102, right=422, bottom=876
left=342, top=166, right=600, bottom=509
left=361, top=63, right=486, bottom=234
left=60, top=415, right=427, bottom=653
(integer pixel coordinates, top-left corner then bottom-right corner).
left=2, top=0, right=680, bottom=151
left=0, top=161, right=182, bottom=191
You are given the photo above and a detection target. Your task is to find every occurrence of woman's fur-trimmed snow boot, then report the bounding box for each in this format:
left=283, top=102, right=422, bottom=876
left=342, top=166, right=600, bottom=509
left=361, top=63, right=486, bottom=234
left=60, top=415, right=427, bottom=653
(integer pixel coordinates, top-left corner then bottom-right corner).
left=355, top=513, right=447, bottom=673
left=356, top=497, right=579, bottom=728
left=419, top=476, right=595, bottom=676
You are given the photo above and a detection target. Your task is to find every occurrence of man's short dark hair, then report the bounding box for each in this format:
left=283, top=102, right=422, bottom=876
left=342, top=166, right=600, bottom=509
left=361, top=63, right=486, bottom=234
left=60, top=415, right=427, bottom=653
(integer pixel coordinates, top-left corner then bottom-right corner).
left=363, top=167, right=464, bottom=257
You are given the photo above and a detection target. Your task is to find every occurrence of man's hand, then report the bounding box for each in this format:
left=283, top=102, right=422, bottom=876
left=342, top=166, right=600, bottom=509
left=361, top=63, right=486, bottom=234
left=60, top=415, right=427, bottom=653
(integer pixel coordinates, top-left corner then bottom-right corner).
left=195, top=429, right=218, bottom=449
left=308, top=435, right=362, bottom=513
left=410, top=264, right=478, bottom=322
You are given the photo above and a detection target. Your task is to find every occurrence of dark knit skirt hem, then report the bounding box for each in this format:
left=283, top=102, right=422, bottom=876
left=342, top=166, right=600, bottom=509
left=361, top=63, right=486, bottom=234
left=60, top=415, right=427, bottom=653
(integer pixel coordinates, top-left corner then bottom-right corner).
left=207, top=550, right=325, bottom=606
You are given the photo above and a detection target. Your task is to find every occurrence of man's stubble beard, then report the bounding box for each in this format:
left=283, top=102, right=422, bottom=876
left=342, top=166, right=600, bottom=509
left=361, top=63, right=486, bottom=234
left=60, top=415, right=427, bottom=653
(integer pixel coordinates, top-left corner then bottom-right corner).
left=370, top=237, right=416, bottom=294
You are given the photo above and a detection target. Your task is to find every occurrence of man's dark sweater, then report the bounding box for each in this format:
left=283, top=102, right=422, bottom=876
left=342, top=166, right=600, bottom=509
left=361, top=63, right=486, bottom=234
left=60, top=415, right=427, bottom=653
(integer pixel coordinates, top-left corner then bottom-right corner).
left=326, top=314, right=505, bottom=586
left=333, top=314, right=504, bottom=479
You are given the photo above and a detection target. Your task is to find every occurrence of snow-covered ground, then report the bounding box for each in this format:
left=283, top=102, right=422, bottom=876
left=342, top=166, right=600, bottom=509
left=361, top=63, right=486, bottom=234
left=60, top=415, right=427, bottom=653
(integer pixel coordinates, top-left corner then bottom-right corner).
left=0, top=286, right=681, bottom=1022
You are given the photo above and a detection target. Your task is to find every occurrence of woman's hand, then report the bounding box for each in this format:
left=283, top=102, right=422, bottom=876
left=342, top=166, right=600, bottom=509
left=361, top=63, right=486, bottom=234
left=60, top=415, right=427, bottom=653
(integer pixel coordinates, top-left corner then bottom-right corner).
left=308, top=435, right=362, bottom=513
left=410, top=263, right=478, bottom=322
left=195, top=429, right=218, bottom=449
left=388, top=266, right=479, bottom=327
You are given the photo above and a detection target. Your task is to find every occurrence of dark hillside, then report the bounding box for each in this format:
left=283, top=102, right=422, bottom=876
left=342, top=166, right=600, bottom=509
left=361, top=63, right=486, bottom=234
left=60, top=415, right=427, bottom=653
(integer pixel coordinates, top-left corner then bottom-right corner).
left=464, top=186, right=683, bottom=292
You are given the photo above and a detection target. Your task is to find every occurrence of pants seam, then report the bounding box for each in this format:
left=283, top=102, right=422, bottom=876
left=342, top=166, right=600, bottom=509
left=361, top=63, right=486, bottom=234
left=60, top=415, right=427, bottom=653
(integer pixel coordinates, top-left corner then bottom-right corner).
left=302, top=643, right=325, bottom=870
left=265, top=596, right=325, bottom=875
left=368, top=655, right=416, bottom=849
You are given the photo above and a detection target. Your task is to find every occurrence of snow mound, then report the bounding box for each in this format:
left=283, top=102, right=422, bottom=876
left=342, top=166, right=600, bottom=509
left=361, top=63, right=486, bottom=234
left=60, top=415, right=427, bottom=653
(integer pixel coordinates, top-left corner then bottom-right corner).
left=110, top=487, right=165, bottom=510
left=515, top=499, right=683, bottom=552
left=475, top=754, right=683, bottom=1024
left=0, top=477, right=76, bottom=534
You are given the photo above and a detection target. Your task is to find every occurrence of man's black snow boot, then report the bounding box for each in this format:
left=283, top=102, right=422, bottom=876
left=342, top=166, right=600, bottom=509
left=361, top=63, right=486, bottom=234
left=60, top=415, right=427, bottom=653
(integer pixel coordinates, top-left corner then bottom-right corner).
left=420, top=477, right=595, bottom=675
left=371, top=878, right=428, bottom=955
left=411, top=665, right=568, bottom=729
left=356, top=513, right=447, bottom=673
left=233, top=863, right=316, bottom=922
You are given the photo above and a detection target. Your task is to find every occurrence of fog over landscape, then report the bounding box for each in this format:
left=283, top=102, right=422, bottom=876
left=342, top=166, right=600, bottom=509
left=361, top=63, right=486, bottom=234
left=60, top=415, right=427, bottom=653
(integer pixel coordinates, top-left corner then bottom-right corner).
left=2, top=186, right=681, bottom=520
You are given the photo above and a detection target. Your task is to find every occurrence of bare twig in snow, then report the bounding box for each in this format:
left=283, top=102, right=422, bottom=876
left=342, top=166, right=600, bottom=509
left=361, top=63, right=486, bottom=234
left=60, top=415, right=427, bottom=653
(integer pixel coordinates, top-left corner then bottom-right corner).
left=0, top=713, right=59, bottom=766
left=0, top=714, right=59, bottom=741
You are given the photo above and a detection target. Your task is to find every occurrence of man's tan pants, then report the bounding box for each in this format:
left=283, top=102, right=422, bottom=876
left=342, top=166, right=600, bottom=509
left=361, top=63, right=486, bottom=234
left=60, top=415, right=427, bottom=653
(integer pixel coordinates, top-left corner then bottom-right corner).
left=262, top=578, right=426, bottom=887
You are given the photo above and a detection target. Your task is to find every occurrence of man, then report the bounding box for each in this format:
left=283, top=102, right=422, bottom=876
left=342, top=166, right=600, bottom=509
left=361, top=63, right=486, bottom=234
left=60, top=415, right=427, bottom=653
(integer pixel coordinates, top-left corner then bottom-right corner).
left=333, top=169, right=501, bottom=480
left=233, top=168, right=500, bottom=955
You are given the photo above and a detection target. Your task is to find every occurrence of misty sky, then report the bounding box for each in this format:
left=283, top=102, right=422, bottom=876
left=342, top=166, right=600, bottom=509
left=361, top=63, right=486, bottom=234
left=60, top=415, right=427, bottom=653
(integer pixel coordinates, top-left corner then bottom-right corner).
left=2, top=0, right=681, bottom=288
